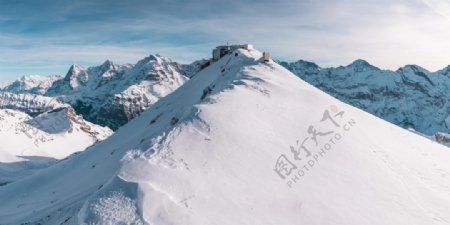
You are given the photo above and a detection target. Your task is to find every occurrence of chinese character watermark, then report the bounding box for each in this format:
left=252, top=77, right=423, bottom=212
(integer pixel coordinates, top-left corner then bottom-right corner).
left=274, top=105, right=357, bottom=188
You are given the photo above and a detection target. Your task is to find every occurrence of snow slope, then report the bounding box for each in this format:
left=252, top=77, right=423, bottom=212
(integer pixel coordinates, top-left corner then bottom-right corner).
left=1, top=75, right=62, bottom=95
left=0, top=108, right=112, bottom=184
left=0, top=49, right=450, bottom=225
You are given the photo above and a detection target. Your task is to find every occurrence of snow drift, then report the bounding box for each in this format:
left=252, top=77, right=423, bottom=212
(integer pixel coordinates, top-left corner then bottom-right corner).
left=0, top=49, right=449, bottom=225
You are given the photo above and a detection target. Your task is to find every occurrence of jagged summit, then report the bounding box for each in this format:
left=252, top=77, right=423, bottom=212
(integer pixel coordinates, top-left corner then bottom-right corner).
left=287, top=59, right=320, bottom=70
left=66, top=64, right=85, bottom=77
left=278, top=59, right=321, bottom=76
left=134, top=54, right=163, bottom=68
left=98, top=60, right=115, bottom=72
left=43, top=53, right=188, bottom=129
left=1, top=48, right=449, bottom=224
left=101, top=59, right=114, bottom=66
left=1, top=75, right=62, bottom=95
left=0, top=53, right=190, bottom=130
left=347, top=59, right=379, bottom=71
left=396, top=64, right=430, bottom=74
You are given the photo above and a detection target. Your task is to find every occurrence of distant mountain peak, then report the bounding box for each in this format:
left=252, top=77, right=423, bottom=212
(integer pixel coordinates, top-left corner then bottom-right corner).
left=135, top=54, right=161, bottom=67
left=69, top=64, right=85, bottom=71
left=293, top=59, right=320, bottom=68
left=347, top=59, right=379, bottom=71
left=65, top=64, right=85, bottom=78
left=44, top=52, right=188, bottom=130
left=437, top=65, right=450, bottom=75
left=97, top=59, right=117, bottom=74
left=396, top=64, right=430, bottom=74
left=101, top=59, right=114, bottom=67
left=1, top=75, right=62, bottom=95
left=277, top=59, right=321, bottom=76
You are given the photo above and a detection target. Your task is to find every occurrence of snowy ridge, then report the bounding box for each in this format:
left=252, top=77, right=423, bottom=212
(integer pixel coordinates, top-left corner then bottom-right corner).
left=181, top=59, right=209, bottom=78
left=2, top=75, right=62, bottom=95
left=280, top=59, right=450, bottom=137
left=46, top=56, right=188, bottom=130
left=0, top=49, right=449, bottom=225
left=0, top=92, right=69, bottom=116
left=0, top=108, right=112, bottom=184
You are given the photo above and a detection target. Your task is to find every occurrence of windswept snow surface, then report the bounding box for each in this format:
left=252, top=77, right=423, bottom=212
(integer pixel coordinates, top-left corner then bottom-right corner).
left=0, top=49, right=450, bottom=225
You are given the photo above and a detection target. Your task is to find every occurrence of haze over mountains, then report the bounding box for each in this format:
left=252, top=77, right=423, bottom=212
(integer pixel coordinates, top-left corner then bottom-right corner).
left=0, top=47, right=449, bottom=225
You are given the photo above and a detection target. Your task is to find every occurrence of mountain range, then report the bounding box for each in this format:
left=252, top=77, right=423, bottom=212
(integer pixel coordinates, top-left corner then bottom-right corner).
left=280, top=59, right=450, bottom=140
left=1, top=56, right=191, bottom=130
left=3, top=56, right=450, bottom=140
left=2, top=75, right=62, bottom=95
left=1, top=48, right=449, bottom=225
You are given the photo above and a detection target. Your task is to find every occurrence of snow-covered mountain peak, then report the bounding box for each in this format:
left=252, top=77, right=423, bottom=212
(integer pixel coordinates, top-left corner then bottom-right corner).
left=279, top=59, right=321, bottom=76
left=66, top=64, right=86, bottom=77
left=2, top=47, right=450, bottom=224
left=134, top=54, right=169, bottom=68
left=44, top=52, right=189, bottom=129
left=97, top=60, right=116, bottom=73
left=397, top=64, right=430, bottom=74
left=1, top=75, right=62, bottom=95
left=396, top=64, right=435, bottom=87
left=291, top=59, right=320, bottom=70
left=347, top=59, right=379, bottom=71
left=101, top=59, right=114, bottom=66
left=62, top=64, right=88, bottom=90
left=0, top=92, right=69, bottom=116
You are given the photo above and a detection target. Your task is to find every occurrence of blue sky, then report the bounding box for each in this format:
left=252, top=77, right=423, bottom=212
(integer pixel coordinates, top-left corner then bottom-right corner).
left=1, top=0, right=450, bottom=82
